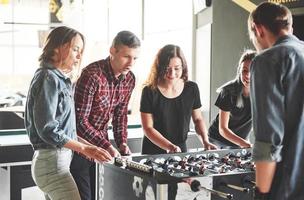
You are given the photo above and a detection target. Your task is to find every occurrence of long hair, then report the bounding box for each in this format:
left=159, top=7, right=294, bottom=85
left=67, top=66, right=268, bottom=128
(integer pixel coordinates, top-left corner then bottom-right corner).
left=39, top=26, right=85, bottom=65
left=217, top=49, right=256, bottom=108
left=145, top=44, right=188, bottom=89
left=235, top=49, right=257, bottom=83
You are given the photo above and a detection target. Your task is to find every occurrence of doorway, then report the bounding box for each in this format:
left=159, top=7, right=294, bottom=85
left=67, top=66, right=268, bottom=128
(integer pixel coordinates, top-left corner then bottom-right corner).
left=293, top=14, right=304, bottom=40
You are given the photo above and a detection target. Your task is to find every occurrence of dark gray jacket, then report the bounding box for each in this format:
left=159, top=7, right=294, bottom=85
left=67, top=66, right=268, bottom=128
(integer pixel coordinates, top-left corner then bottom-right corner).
left=251, top=35, right=304, bottom=200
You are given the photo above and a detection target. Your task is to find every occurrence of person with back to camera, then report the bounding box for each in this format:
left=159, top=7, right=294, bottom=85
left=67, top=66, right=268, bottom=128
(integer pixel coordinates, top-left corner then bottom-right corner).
left=70, top=30, right=141, bottom=200
left=25, top=26, right=111, bottom=200
left=208, top=49, right=256, bottom=149
left=248, top=2, right=304, bottom=200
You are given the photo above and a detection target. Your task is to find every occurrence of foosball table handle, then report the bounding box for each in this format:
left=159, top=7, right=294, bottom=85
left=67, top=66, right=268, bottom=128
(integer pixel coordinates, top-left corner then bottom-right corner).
left=190, top=180, right=233, bottom=199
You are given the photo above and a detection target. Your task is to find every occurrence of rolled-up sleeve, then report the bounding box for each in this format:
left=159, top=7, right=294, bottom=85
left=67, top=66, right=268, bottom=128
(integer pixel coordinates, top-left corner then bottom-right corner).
left=250, top=56, right=285, bottom=162
left=253, top=140, right=283, bottom=161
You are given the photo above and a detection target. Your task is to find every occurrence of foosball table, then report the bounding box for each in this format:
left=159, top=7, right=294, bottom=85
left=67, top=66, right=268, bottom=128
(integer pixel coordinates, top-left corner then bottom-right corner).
left=97, top=148, right=255, bottom=200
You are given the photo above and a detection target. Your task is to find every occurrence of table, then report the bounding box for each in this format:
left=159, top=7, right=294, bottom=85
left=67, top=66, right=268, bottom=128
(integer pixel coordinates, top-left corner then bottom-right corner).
left=0, top=106, right=25, bottom=118
left=0, top=129, right=34, bottom=200
left=0, top=127, right=203, bottom=200
left=0, top=106, right=25, bottom=113
left=0, top=99, right=15, bottom=107
left=0, top=127, right=145, bottom=200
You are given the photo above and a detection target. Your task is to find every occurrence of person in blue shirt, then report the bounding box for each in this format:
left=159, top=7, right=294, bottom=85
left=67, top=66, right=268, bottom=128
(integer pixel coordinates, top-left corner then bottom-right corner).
left=25, top=26, right=111, bottom=200
left=248, top=2, right=304, bottom=200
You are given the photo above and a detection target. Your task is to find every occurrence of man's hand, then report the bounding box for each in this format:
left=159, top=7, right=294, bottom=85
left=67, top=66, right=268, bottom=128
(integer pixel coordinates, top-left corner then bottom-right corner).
left=82, top=145, right=112, bottom=162
left=253, top=187, right=270, bottom=200
left=106, top=145, right=121, bottom=157
left=119, top=143, right=132, bottom=156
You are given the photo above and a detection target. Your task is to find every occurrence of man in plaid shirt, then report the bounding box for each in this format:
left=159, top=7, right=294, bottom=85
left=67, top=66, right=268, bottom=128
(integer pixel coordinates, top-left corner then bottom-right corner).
left=70, top=30, right=141, bottom=200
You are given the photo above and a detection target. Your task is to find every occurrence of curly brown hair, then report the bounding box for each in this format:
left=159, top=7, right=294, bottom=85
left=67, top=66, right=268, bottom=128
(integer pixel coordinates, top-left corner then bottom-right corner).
left=145, top=44, right=188, bottom=89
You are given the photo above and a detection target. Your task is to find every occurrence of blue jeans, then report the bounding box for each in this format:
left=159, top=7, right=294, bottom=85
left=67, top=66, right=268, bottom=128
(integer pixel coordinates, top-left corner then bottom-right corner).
left=31, top=148, right=81, bottom=200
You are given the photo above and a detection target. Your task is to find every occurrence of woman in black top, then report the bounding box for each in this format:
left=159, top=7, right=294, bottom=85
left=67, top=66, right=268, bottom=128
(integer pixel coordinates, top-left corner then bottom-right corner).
left=140, top=44, right=217, bottom=154
left=209, top=49, right=256, bottom=148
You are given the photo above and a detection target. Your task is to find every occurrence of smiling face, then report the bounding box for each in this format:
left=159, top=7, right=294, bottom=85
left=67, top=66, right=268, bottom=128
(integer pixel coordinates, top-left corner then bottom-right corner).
left=58, top=34, right=84, bottom=73
left=110, top=45, right=140, bottom=77
left=240, top=59, right=251, bottom=89
left=164, top=57, right=183, bottom=83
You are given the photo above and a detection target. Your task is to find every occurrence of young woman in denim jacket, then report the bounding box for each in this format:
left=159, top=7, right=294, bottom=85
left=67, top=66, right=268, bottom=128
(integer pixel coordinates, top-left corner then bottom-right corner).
left=25, top=26, right=111, bottom=200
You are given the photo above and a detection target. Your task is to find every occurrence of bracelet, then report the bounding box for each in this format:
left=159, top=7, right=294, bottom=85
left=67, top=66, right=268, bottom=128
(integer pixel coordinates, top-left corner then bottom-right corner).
left=254, top=187, right=270, bottom=200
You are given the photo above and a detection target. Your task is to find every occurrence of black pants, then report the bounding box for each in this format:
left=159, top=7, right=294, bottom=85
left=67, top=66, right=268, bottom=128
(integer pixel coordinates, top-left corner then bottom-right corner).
left=70, top=153, right=96, bottom=200
left=168, top=183, right=178, bottom=200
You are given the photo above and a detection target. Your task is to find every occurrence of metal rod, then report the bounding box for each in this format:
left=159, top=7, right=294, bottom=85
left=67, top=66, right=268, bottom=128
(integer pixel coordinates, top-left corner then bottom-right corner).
left=4, top=21, right=63, bottom=27
left=190, top=180, right=233, bottom=199
left=220, top=182, right=250, bottom=193
left=199, top=185, right=233, bottom=199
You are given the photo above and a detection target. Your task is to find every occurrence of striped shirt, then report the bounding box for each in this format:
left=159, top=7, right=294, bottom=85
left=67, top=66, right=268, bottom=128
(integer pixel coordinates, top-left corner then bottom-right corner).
left=74, top=57, right=135, bottom=149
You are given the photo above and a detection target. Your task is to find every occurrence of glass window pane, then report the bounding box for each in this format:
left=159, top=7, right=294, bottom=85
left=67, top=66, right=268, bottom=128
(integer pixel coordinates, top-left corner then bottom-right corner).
left=0, top=47, right=13, bottom=74
left=108, top=0, right=142, bottom=38
left=0, top=3, right=13, bottom=45
left=196, top=24, right=211, bottom=120
left=145, top=0, right=192, bottom=34
left=14, top=46, right=40, bottom=75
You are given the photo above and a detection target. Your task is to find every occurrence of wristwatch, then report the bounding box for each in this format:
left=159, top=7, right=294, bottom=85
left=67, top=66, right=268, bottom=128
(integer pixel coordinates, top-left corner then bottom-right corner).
left=254, top=187, right=270, bottom=200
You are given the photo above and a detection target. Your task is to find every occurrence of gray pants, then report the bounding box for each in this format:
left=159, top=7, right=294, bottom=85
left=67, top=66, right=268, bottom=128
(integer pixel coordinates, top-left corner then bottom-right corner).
left=31, top=148, right=81, bottom=200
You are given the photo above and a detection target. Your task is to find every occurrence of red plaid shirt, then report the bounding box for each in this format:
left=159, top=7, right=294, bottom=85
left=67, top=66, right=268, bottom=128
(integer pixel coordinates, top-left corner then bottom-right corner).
left=74, top=57, right=135, bottom=149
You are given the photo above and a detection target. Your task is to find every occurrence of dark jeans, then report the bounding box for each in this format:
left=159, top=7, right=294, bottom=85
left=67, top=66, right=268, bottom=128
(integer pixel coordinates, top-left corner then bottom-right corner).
left=70, top=153, right=96, bottom=200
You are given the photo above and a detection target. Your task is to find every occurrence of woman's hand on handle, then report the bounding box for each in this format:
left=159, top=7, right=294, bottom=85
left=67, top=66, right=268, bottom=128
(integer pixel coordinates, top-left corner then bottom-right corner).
left=203, top=141, right=218, bottom=150
left=82, top=145, right=112, bottom=162
left=167, top=144, right=181, bottom=153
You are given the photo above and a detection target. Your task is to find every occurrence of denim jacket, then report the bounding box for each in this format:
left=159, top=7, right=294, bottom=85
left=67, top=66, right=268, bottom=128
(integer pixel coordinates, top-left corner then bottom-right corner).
left=251, top=35, right=304, bottom=200
left=25, top=62, right=77, bottom=150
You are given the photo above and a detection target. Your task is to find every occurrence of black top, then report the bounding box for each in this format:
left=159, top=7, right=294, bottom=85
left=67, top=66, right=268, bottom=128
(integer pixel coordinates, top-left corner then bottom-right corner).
left=140, top=81, right=201, bottom=154
left=208, top=80, right=252, bottom=147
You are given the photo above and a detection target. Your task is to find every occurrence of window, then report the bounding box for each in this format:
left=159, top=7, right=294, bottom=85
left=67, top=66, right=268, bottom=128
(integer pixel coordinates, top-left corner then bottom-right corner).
left=0, top=0, right=194, bottom=124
